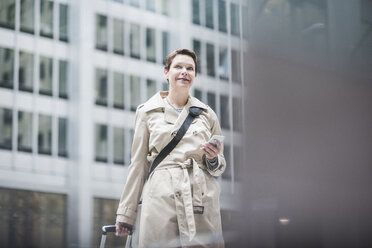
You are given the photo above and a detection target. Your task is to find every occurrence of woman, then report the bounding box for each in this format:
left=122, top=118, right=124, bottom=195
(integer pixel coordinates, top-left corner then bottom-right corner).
left=115, top=49, right=226, bottom=248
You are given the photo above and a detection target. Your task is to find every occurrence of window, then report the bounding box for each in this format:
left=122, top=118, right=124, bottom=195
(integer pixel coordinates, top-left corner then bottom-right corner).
left=113, top=18, right=124, bottom=55
left=0, top=108, right=12, bottom=150
left=192, top=39, right=202, bottom=74
left=206, top=43, right=215, bottom=77
left=162, top=31, right=169, bottom=64
left=19, top=51, right=34, bottom=92
left=160, top=0, right=168, bottom=16
left=230, top=3, right=240, bottom=36
left=220, top=95, right=230, bottom=129
left=58, top=117, right=68, bottom=157
left=207, top=92, right=216, bottom=112
left=18, top=111, right=33, bottom=152
left=146, top=0, right=155, bottom=12
left=0, top=0, right=15, bottom=29
left=233, top=97, right=243, bottom=132
left=0, top=47, right=14, bottom=89
left=20, top=0, right=35, bottom=34
left=130, top=23, right=141, bottom=59
left=146, top=28, right=156, bottom=62
left=231, top=49, right=241, bottom=83
left=222, top=144, right=231, bottom=180
left=38, top=114, right=52, bottom=155
left=192, top=0, right=200, bottom=25
left=242, top=5, right=249, bottom=39
left=40, top=0, right=54, bottom=38
left=59, top=60, right=68, bottom=99
left=59, top=4, right=69, bottom=42
left=146, top=79, right=157, bottom=99
left=130, top=0, right=140, bottom=8
left=96, top=14, right=108, bottom=51
left=39, top=56, right=53, bottom=96
left=113, top=72, right=125, bottom=109
left=206, top=0, right=214, bottom=29
left=95, top=124, right=108, bottom=162
left=219, top=46, right=229, bottom=81
left=218, top=0, right=227, bottom=32
left=95, top=68, right=108, bottom=106
left=162, top=82, right=168, bottom=91
left=194, top=88, right=203, bottom=101
left=113, top=127, right=125, bottom=165
left=130, top=75, right=141, bottom=111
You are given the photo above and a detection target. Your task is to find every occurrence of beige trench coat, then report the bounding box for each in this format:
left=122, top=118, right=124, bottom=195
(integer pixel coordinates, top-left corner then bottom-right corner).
left=116, top=91, right=226, bottom=248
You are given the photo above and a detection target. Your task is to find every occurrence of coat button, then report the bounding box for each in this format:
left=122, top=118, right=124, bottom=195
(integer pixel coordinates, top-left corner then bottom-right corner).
left=175, top=192, right=181, bottom=197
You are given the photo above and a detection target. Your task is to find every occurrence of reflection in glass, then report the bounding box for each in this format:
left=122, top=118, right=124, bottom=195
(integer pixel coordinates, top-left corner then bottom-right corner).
left=220, top=95, right=230, bottom=129
left=130, top=23, right=141, bottom=59
left=39, top=56, right=53, bottom=96
left=0, top=0, right=15, bottom=29
left=59, top=60, right=68, bottom=99
left=146, top=79, right=156, bottom=99
left=113, top=18, right=124, bottom=55
left=0, top=108, right=12, bottom=150
left=218, top=0, right=227, bottom=33
left=21, top=0, right=35, bottom=34
left=206, top=43, right=215, bottom=77
left=207, top=92, right=216, bottom=112
left=95, top=124, right=108, bottom=162
left=192, top=0, right=200, bottom=25
left=146, top=0, right=155, bottom=12
left=95, top=68, right=108, bottom=106
left=162, top=31, right=169, bottom=65
left=113, top=127, right=125, bottom=165
left=219, top=46, right=229, bottom=81
left=58, top=117, right=68, bottom=157
left=194, top=88, right=203, bottom=101
left=40, top=0, right=54, bottom=38
left=192, top=39, right=202, bottom=74
left=19, top=51, right=34, bottom=92
left=206, top=0, right=214, bottom=29
left=38, top=114, right=52, bottom=155
left=96, top=14, right=108, bottom=51
left=146, top=27, right=156, bottom=62
left=231, top=49, right=241, bottom=83
left=18, top=111, right=33, bottom=152
left=160, top=0, right=168, bottom=16
left=59, top=4, right=68, bottom=42
left=113, top=72, right=125, bottom=109
left=130, top=75, right=141, bottom=111
left=0, top=47, right=14, bottom=89
left=231, top=3, right=240, bottom=36
left=233, top=97, right=243, bottom=132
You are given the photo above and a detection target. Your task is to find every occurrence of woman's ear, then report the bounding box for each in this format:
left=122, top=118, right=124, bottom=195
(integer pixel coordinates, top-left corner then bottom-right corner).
left=164, top=68, right=169, bottom=80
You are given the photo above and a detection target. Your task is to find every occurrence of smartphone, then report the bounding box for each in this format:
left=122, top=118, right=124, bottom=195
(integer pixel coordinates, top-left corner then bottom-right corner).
left=208, top=135, right=225, bottom=146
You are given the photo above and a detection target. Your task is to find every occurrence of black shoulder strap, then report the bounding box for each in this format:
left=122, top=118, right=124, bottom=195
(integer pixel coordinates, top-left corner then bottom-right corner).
left=147, top=107, right=203, bottom=178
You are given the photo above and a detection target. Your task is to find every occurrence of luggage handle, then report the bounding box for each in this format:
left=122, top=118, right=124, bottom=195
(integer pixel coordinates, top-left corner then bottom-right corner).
left=100, top=225, right=116, bottom=248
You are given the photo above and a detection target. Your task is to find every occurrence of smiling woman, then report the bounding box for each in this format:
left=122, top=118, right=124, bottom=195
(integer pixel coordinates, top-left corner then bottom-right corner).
left=115, top=49, right=226, bottom=248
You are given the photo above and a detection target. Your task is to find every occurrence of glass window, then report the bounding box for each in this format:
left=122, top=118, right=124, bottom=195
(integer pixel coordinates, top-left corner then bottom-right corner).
left=59, top=4, right=69, bottom=42
left=130, top=0, right=139, bottom=7
left=113, top=127, right=125, bottom=165
left=130, top=23, right=140, bottom=59
left=0, top=108, right=12, bottom=150
left=95, top=124, right=108, bottom=162
left=231, top=49, right=241, bottom=83
left=194, top=88, right=203, bottom=101
left=0, top=0, right=15, bottom=29
left=113, top=72, right=124, bottom=109
left=128, top=128, right=134, bottom=163
left=40, top=0, right=54, bottom=38
left=0, top=188, right=67, bottom=248
left=220, top=95, right=230, bottom=129
left=58, top=117, right=68, bottom=157
left=38, top=114, right=52, bottom=155
left=0, top=47, right=14, bottom=89
left=95, top=14, right=108, bottom=51
left=130, top=75, right=141, bottom=111
left=192, top=0, right=200, bottom=25
left=192, top=39, right=202, bottom=74
left=39, top=56, right=53, bottom=96
left=146, top=79, right=157, bottom=99
left=230, top=3, right=240, bottom=36
left=113, top=18, right=124, bottom=55
left=233, top=97, right=243, bottom=132
left=162, top=81, right=168, bottom=91
left=160, top=0, right=168, bottom=16
left=146, top=27, right=156, bottom=62
left=20, top=0, right=35, bottom=34
left=95, top=68, right=108, bottom=106
left=219, top=46, right=229, bottom=81
left=207, top=92, right=216, bottom=112
left=18, top=111, right=33, bottom=153
left=205, top=0, right=214, bottom=29
left=162, top=31, right=169, bottom=65
left=206, top=43, right=215, bottom=77
left=222, top=144, right=231, bottom=180
left=146, top=0, right=155, bottom=12
left=59, top=60, right=68, bottom=99
left=218, top=0, right=227, bottom=33
left=19, top=51, right=34, bottom=92
left=242, top=5, right=249, bottom=39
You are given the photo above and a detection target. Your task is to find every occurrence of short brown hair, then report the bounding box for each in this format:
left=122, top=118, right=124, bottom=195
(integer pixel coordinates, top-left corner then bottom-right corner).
left=164, top=49, right=198, bottom=76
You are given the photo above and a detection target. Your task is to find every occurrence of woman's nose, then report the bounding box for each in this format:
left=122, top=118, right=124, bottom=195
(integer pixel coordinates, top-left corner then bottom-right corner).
left=181, top=67, right=187, bottom=74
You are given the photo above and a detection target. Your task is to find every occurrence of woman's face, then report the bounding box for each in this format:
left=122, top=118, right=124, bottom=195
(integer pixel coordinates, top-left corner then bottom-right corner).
left=164, top=54, right=196, bottom=92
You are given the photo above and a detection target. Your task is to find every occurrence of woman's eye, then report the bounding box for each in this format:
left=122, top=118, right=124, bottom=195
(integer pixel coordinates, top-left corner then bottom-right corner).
left=174, top=65, right=181, bottom=69
left=187, top=67, right=194, bottom=71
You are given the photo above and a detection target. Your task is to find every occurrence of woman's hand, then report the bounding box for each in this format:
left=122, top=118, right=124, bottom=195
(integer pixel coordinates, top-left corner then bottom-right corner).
left=201, top=140, right=222, bottom=160
left=115, top=221, right=133, bottom=236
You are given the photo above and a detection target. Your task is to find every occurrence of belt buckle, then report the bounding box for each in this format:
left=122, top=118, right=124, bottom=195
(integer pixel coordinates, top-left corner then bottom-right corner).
left=193, top=205, right=204, bottom=214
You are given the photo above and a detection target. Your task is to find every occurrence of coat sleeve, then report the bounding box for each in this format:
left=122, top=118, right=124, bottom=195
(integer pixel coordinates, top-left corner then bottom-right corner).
left=205, top=108, right=226, bottom=177
left=116, top=106, right=149, bottom=225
